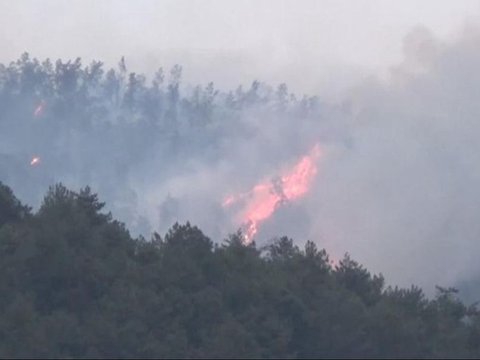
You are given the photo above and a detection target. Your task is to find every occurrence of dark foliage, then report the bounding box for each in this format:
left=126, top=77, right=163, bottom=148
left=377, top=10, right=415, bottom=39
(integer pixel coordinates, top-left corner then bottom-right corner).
left=0, top=181, right=479, bottom=358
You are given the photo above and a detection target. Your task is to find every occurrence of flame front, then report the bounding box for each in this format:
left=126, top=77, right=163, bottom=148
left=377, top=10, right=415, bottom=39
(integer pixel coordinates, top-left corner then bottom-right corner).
left=223, top=143, right=322, bottom=243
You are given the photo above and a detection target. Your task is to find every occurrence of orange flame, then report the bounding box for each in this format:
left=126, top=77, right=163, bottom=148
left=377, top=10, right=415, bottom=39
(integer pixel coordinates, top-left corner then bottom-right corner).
left=34, top=100, right=46, bottom=118
left=223, top=143, right=322, bottom=243
left=30, top=156, right=40, bottom=166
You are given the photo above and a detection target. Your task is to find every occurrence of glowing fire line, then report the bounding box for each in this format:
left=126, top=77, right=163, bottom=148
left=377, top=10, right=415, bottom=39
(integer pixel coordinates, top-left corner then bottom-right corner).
left=223, top=143, right=322, bottom=243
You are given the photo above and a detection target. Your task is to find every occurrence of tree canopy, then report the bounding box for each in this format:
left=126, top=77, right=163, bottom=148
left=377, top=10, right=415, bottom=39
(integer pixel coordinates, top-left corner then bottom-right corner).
left=0, top=181, right=479, bottom=358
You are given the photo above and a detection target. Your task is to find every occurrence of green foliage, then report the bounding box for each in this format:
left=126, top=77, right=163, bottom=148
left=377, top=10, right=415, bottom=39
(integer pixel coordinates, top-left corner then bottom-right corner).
left=0, top=182, right=30, bottom=227
left=0, top=181, right=480, bottom=358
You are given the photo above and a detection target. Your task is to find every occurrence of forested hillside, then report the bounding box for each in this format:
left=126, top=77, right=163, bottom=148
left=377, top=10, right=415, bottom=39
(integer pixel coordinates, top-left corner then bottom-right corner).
left=0, top=53, right=332, bottom=238
left=1, top=181, right=479, bottom=358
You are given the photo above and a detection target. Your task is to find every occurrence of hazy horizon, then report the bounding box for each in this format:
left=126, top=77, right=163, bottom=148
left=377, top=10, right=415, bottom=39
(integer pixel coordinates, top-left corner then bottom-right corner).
left=2, top=0, right=480, bottom=97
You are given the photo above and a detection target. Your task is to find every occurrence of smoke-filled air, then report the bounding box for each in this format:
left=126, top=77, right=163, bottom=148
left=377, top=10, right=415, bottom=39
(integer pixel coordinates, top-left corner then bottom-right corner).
left=4, top=0, right=480, bottom=358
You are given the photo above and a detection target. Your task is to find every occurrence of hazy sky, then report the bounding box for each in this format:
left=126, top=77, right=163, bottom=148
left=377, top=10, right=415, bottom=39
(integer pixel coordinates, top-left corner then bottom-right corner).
left=1, top=0, right=480, bottom=95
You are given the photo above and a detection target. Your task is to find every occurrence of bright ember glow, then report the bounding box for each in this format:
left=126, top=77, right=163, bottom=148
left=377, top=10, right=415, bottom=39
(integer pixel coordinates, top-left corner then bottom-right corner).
left=34, top=100, right=46, bottom=118
left=223, top=143, right=322, bottom=243
left=30, top=156, right=40, bottom=166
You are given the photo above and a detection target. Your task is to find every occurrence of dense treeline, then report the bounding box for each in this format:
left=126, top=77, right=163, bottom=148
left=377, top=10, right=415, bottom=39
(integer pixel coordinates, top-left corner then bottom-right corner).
left=1, top=181, right=480, bottom=358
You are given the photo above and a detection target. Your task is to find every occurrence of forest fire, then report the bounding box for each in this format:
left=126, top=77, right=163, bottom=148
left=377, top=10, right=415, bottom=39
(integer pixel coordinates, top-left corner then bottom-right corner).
left=223, top=143, right=322, bottom=243
left=30, top=156, right=40, bottom=166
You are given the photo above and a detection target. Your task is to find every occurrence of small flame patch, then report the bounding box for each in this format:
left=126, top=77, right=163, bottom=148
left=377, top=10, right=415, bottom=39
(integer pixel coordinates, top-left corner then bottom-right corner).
left=34, top=100, right=46, bottom=118
left=30, top=156, right=41, bottom=166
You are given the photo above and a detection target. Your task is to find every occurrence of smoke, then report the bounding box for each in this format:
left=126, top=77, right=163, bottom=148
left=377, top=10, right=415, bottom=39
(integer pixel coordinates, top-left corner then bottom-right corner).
left=305, top=25, right=480, bottom=291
